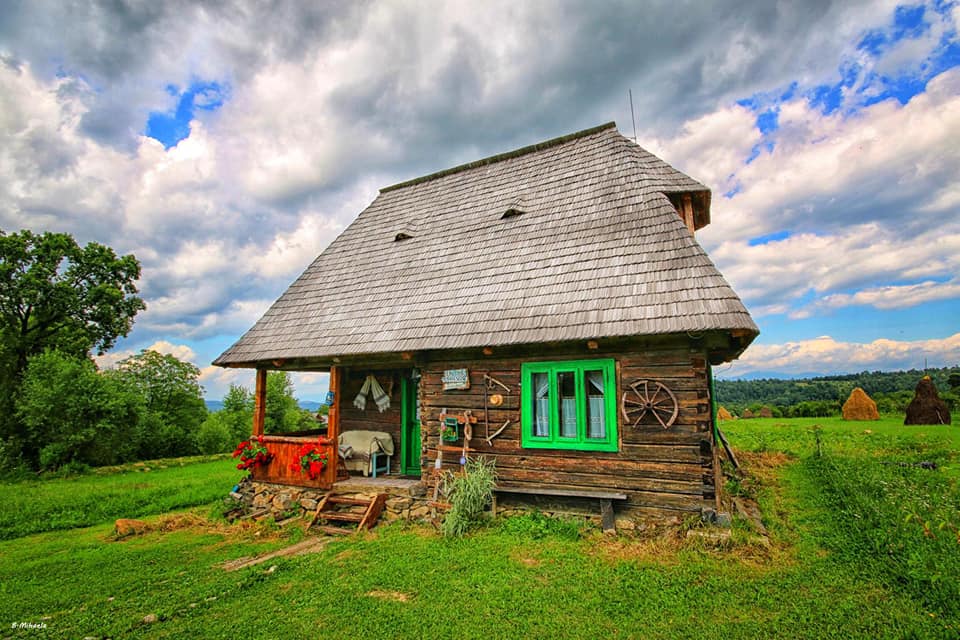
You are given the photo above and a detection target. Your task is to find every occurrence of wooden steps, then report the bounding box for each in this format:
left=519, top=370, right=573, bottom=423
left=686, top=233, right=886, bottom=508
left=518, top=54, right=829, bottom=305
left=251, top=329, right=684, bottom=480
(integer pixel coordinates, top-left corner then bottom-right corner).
left=309, top=493, right=387, bottom=535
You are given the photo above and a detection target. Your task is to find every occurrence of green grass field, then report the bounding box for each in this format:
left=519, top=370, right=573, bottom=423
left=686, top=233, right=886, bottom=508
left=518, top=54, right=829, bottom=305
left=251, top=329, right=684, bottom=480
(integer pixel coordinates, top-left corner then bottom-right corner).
left=1, top=418, right=957, bottom=639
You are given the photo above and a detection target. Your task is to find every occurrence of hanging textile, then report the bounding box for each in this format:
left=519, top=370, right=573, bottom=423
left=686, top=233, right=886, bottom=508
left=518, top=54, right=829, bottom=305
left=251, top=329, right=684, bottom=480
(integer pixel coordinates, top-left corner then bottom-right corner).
left=353, top=374, right=391, bottom=412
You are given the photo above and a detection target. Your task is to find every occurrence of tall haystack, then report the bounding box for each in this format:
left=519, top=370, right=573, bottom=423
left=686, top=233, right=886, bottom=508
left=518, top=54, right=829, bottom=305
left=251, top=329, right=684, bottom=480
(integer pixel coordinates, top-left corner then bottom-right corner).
left=904, top=377, right=951, bottom=425
left=741, top=408, right=755, bottom=419
left=759, top=406, right=773, bottom=418
left=718, top=406, right=734, bottom=421
left=842, top=387, right=880, bottom=421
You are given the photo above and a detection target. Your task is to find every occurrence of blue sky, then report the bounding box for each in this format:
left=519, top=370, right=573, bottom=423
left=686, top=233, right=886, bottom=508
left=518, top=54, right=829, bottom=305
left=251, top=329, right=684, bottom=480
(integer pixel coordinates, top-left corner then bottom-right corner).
left=1, top=0, right=958, bottom=397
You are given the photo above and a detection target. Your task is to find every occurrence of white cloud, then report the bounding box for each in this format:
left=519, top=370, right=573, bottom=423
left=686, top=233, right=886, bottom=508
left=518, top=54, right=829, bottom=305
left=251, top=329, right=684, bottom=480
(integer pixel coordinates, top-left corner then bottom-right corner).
left=650, top=67, right=960, bottom=316
left=94, top=340, right=198, bottom=370
left=725, top=332, right=960, bottom=377
left=2, top=0, right=959, bottom=393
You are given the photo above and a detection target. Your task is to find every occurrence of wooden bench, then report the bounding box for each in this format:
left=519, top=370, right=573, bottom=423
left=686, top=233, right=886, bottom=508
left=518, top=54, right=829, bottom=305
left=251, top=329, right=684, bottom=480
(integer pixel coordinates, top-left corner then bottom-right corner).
left=493, top=485, right=628, bottom=533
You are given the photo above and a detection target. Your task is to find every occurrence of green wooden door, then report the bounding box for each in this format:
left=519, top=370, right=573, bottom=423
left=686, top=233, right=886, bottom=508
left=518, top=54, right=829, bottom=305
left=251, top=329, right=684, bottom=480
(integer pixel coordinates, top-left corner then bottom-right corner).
left=400, top=374, right=421, bottom=476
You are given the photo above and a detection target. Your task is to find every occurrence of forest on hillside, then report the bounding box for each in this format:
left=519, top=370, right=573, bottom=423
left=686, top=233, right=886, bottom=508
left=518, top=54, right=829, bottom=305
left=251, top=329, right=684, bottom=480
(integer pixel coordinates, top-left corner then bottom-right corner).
left=715, top=366, right=960, bottom=417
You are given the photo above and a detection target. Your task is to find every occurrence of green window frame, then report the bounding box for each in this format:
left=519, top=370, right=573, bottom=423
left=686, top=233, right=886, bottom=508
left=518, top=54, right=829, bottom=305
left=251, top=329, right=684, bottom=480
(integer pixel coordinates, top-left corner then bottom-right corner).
left=520, top=359, right=618, bottom=452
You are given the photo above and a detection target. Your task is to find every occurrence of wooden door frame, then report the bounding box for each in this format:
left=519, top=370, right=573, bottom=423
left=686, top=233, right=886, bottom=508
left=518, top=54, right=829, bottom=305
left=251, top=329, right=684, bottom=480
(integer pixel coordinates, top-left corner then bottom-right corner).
left=399, top=372, right=421, bottom=477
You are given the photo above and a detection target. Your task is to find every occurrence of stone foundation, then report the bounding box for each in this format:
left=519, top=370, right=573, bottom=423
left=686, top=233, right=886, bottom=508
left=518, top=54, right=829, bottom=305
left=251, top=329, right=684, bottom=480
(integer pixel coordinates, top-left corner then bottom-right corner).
left=228, top=476, right=683, bottom=533
left=230, top=475, right=432, bottom=523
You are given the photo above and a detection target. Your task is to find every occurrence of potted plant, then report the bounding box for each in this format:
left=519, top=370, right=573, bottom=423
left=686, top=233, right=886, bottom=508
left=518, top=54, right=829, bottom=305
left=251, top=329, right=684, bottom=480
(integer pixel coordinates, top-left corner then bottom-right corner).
left=232, top=435, right=273, bottom=471
left=291, top=438, right=331, bottom=480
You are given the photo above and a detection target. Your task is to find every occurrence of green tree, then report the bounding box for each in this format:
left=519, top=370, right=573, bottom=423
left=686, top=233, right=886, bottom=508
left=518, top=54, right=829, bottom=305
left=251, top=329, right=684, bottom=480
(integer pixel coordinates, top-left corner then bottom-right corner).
left=265, top=371, right=313, bottom=433
left=16, top=351, right=141, bottom=470
left=220, top=383, right=254, bottom=443
left=0, top=230, right=144, bottom=455
left=108, top=349, right=207, bottom=458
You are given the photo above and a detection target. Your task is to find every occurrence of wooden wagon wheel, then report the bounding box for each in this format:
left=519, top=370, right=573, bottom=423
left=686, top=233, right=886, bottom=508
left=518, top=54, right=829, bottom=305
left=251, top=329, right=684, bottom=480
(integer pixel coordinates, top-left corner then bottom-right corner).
left=621, top=380, right=679, bottom=429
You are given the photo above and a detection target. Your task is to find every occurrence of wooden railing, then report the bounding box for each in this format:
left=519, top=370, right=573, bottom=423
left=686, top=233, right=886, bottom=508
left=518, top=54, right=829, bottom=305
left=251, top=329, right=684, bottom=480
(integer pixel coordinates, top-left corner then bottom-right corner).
left=250, top=435, right=337, bottom=490
left=250, top=365, right=342, bottom=490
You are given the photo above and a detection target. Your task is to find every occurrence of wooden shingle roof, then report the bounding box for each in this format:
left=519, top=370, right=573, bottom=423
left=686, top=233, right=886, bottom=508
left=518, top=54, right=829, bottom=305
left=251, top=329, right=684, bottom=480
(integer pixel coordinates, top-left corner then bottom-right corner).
left=214, top=123, right=757, bottom=367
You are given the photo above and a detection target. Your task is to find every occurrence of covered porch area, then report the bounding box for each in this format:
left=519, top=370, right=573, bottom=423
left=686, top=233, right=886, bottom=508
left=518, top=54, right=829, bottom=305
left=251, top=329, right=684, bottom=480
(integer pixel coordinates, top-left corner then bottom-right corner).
left=244, top=365, right=422, bottom=493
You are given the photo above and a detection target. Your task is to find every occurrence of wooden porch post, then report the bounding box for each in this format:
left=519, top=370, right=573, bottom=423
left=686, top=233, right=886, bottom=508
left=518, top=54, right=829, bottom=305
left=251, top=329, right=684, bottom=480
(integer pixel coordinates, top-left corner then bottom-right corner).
left=252, top=368, right=267, bottom=437
left=324, top=365, right=342, bottom=486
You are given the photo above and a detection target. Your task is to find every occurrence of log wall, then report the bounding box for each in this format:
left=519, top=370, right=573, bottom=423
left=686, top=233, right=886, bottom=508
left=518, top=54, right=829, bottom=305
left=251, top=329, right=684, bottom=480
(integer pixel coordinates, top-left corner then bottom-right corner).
left=418, top=337, right=715, bottom=517
left=337, top=367, right=405, bottom=474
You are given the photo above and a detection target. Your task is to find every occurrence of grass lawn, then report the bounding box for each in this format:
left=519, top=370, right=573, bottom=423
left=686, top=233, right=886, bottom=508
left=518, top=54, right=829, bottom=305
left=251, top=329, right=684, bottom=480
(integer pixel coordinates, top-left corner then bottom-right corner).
left=0, top=454, right=239, bottom=540
left=1, top=418, right=958, bottom=639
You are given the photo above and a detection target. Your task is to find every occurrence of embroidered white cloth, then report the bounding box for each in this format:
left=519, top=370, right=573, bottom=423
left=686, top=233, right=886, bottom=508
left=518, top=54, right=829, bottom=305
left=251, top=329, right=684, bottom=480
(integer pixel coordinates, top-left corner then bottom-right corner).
left=353, top=374, right=391, bottom=412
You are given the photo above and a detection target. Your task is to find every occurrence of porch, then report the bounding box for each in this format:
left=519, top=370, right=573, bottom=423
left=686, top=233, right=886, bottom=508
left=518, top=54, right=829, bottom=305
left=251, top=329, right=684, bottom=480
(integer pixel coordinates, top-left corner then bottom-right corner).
left=245, top=365, right=423, bottom=490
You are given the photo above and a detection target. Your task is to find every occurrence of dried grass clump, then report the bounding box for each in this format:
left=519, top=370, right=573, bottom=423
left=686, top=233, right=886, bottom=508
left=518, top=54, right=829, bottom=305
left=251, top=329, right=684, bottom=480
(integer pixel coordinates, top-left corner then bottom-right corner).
left=905, top=376, right=951, bottom=425
left=741, top=409, right=755, bottom=419
left=842, top=387, right=880, bottom=421
left=759, top=406, right=773, bottom=418
left=717, top=406, right=734, bottom=421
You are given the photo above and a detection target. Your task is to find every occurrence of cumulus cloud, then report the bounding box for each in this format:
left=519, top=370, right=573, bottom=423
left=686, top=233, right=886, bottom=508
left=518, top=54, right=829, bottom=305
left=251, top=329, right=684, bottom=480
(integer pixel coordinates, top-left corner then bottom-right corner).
left=94, top=340, right=199, bottom=370
left=2, top=0, right=957, bottom=388
left=651, top=67, right=960, bottom=318
left=723, top=332, right=960, bottom=378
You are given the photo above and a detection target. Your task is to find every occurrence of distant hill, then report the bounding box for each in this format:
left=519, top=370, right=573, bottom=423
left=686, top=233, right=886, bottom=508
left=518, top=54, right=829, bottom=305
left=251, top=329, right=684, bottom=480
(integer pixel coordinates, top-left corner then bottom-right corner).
left=715, top=366, right=958, bottom=408
left=205, top=400, right=323, bottom=412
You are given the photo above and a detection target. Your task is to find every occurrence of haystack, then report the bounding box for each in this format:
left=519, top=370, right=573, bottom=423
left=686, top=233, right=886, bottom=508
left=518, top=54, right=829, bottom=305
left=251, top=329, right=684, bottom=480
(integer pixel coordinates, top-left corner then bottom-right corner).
left=759, top=406, right=773, bottom=418
left=718, top=406, right=733, bottom=421
left=842, top=387, right=880, bottom=421
left=741, top=408, right=755, bottom=419
left=904, top=376, right=951, bottom=425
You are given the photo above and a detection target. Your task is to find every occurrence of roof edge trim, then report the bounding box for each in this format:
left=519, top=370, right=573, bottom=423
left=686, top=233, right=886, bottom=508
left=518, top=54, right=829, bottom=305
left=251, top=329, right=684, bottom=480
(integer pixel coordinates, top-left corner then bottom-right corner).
left=380, top=122, right=618, bottom=193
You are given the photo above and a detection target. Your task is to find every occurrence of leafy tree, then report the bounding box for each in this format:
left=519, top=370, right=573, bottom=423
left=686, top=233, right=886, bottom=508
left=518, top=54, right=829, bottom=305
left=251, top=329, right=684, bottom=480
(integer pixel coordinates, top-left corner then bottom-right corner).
left=209, top=374, right=314, bottom=438
left=108, top=349, right=207, bottom=458
left=0, top=230, right=144, bottom=437
left=16, top=351, right=141, bottom=470
left=0, top=230, right=144, bottom=376
left=220, top=383, right=254, bottom=443
left=265, top=371, right=314, bottom=433
left=948, top=371, right=960, bottom=390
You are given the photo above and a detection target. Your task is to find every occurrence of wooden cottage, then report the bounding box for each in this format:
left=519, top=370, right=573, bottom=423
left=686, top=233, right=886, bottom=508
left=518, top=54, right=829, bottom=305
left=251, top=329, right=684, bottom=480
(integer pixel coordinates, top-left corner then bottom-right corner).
left=214, top=122, right=757, bottom=523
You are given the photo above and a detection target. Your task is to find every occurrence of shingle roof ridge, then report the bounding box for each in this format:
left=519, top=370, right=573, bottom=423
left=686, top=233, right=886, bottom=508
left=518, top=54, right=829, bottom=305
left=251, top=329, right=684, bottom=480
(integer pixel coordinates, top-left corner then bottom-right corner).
left=379, top=122, right=617, bottom=193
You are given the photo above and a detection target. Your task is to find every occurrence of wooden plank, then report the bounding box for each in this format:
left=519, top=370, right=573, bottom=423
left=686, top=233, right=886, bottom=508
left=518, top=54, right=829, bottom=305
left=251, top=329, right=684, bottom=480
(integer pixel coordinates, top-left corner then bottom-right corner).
left=495, top=467, right=703, bottom=495
left=253, top=368, right=267, bottom=437
left=600, top=499, right=615, bottom=532
left=321, top=511, right=364, bottom=523
left=327, top=496, right=372, bottom=506
left=359, top=493, right=387, bottom=530
left=325, top=365, right=342, bottom=487
left=485, top=451, right=706, bottom=481
left=252, top=435, right=335, bottom=489
left=496, top=479, right=703, bottom=511
left=310, top=493, right=333, bottom=528
left=496, top=484, right=627, bottom=500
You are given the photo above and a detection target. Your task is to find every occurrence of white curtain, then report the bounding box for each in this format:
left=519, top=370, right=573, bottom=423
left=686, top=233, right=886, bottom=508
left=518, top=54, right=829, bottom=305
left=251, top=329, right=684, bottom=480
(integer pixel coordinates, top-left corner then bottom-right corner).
left=586, top=371, right=605, bottom=439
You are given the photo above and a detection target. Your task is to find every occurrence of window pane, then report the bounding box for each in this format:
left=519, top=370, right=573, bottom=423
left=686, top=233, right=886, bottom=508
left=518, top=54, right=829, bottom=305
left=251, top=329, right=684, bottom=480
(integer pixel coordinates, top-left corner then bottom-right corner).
left=585, top=370, right=606, bottom=439
left=558, top=371, right=577, bottom=438
left=532, top=372, right=550, bottom=437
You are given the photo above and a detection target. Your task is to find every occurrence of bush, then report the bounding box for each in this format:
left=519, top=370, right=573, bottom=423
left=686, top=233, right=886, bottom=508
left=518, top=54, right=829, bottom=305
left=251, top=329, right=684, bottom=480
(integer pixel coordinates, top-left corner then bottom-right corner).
left=441, top=457, right=497, bottom=538
left=196, top=413, right=234, bottom=454
left=16, top=351, right=140, bottom=470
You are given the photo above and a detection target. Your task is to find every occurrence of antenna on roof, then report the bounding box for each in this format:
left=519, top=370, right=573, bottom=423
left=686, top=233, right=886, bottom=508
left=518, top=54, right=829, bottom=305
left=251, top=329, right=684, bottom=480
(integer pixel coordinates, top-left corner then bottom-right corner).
left=628, top=89, right=637, bottom=143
